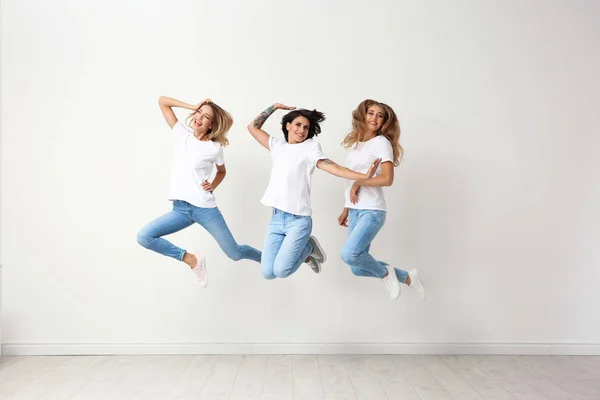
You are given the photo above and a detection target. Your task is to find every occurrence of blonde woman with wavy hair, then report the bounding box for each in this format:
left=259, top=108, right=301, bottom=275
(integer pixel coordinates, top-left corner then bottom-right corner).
left=338, top=99, right=426, bottom=300
left=137, top=96, right=261, bottom=288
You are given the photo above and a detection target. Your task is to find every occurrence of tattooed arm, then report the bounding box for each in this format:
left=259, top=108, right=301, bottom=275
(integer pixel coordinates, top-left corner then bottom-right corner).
left=317, top=158, right=382, bottom=180
left=247, top=103, right=296, bottom=150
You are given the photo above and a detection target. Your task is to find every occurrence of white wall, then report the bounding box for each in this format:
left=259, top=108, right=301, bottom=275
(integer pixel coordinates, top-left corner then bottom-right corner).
left=2, top=0, right=600, bottom=355
left=0, top=1, right=3, bottom=353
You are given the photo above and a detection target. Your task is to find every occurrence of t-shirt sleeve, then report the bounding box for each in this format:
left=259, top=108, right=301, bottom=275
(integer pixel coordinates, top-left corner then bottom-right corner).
left=172, top=121, right=189, bottom=139
left=268, top=136, right=284, bottom=154
left=377, top=137, right=394, bottom=164
left=310, top=141, right=328, bottom=165
left=215, top=146, right=224, bottom=166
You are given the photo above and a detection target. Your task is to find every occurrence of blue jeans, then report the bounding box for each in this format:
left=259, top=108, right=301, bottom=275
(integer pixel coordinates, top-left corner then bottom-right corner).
left=261, top=208, right=313, bottom=279
left=341, top=209, right=408, bottom=283
left=137, top=200, right=261, bottom=263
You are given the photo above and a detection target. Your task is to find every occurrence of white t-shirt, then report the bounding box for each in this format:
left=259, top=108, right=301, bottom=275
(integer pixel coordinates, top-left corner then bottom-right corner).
left=344, top=135, right=394, bottom=211
left=261, top=136, right=327, bottom=216
left=167, top=121, right=224, bottom=208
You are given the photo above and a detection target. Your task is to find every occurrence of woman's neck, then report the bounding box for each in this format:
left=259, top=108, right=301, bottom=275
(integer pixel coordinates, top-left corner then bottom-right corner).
left=193, top=131, right=209, bottom=141
left=359, top=130, right=378, bottom=142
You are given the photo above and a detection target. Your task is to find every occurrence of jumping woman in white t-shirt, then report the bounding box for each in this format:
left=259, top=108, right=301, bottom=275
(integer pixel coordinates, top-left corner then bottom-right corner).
left=137, top=97, right=261, bottom=287
left=247, top=103, right=380, bottom=279
left=338, top=99, right=426, bottom=300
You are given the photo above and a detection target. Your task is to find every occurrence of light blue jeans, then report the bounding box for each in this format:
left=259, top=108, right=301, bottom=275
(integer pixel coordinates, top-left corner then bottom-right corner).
left=341, top=209, right=408, bottom=283
left=261, top=208, right=313, bottom=279
left=137, top=200, right=261, bottom=263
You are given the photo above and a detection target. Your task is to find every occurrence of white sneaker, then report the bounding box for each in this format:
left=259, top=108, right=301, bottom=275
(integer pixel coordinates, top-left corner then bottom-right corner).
left=306, top=255, right=321, bottom=273
left=308, top=235, right=327, bottom=263
left=382, top=265, right=401, bottom=299
left=408, top=269, right=426, bottom=299
left=191, top=253, right=208, bottom=287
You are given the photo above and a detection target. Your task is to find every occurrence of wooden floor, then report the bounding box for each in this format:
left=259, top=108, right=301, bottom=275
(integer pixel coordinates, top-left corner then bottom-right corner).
left=0, top=355, right=599, bottom=400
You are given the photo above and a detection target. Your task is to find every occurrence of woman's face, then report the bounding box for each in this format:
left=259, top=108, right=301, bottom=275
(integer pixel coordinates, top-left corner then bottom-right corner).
left=365, top=105, right=385, bottom=133
left=286, top=116, right=310, bottom=143
left=192, top=104, right=215, bottom=134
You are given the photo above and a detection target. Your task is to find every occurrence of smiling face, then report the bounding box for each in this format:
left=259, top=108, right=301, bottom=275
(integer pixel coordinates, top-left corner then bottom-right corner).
left=365, top=105, right=386, bottom=134
left=191, top=104, right=215, bottom=135
left=286, top=116, right=311, bottom=144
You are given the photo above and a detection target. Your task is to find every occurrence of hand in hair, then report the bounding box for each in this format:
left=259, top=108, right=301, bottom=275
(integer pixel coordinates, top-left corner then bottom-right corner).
left=195, top=98, right=212, bottom=109
left=158, top=96, right=199, bottom=129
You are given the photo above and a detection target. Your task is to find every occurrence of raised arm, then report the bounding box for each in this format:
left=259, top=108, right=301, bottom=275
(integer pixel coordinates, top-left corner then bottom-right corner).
left=317, top=158, right=382, bottom=180
left=158, top=96, right=210, bottom=129
left=247, top=103, right=295, bottom=150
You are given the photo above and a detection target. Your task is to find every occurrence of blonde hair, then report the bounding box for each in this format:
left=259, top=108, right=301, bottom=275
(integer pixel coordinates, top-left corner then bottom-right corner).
left=341, top=99, right=403, bottom=166
left=185, top=101, right=233, bottom=147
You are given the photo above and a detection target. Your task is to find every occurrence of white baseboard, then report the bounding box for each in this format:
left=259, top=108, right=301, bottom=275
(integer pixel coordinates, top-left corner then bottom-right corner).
left=2, top=342, right=599, bottom=356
